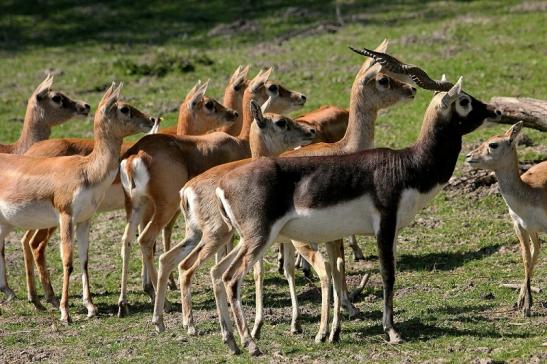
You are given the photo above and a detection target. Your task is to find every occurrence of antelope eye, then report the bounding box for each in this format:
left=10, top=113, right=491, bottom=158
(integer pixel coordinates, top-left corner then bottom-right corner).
left=488, top=142, right=498, bottom=149
left=378, top=77, right=389, bottom=86
left=460, top=98, right=470, bottom=107
left=268, top=84, right=278, bottom=92
left=120, top=106, right=130, bottom=114
left=275, top=119, right=287, bottom=128
left=52, top=95, right=61, bottom=103
left=205, top=100, right=214, bottom=110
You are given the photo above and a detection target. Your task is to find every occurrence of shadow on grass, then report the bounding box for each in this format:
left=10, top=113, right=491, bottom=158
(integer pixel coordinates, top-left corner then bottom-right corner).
left=0, top=0, right=477, bottom=52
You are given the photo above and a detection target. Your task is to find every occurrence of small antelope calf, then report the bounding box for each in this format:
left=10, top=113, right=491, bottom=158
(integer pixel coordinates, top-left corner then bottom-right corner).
left=466, top=121, right=545, bottom=316
left=0, top=74, right=90, bottom=155
left=213, top=77, right=500, bottom=355
left=0, top=83, right=156, bottom=323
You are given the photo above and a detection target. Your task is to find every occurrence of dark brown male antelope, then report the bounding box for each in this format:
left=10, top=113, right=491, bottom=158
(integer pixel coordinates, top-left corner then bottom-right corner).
left=212, top=77, right=500, bottom=355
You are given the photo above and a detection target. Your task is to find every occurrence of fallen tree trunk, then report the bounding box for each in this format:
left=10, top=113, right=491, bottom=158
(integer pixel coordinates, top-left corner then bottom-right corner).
left=488, top=97, right=547, bottom=132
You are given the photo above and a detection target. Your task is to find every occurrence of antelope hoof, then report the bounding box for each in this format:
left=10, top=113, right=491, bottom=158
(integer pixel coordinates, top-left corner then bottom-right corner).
left=517, top=286, right=532, bottom=316
left=153, top=317, right=166, bottom=333
left=143, top=283, right=155, bottom=300
left=118, top=302, right=129, bottom=318
left=167, top=277, right=178, bottom=291
left=386, top=329, right=404, bottom=344
left=1, top=287, right=16, bottom=302
left=46, top=295, right=60, bottom=309
left=315, top=331, right=327, bottom=343
left=86, top=303, right=98, bottom=318
left=224, top=332, right=241, bottom=355
left=60, top=312, right=72, bottom=324
left=187, top=325, right=197, bottom=336
left=291, top=322, right=303, bottom=334
left=30, top=299, right=46, bottom=311
left=251, top=322, right=263, bottom=340
left=246, top=340, right=262, bottom=357
left=329, top=327, right=341, bottom=343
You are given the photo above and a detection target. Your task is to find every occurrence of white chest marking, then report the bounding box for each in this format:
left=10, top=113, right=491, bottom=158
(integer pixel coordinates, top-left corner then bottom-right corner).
left=72, top=169, right=118, bottom=222
left=280, top=195, right=381, bottom=243
left=396, top=185, right=443, bottom=230
left=507, top=203, right=547, bottom=233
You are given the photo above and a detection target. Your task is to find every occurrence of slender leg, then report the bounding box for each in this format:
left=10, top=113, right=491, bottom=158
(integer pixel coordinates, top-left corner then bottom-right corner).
left=0, top=225, right=15, bottom=301
left=376, top=217, right=402, bottom=343
left=30, top=228, right=58, bottom=307
left=291, top=240, right=331, bottom=343
left=58, top=213, right=74, bottom=323
left=282, top=242, right=301, bottom=334
left=210, top=246, right=242, bottom=355
left=251, top=259, right=264, bottom=339
left=299, top=243, right=316, bottom=279
left=348, top=235, right=365, bottom=261
left=326, top=242, right=343, bottom=343
left=153, top=230, right=202, bottom=333
left=162, top=210, right=179, bottom=291
left=514, top=223, right=533, bottom=316
left=276, top=244, right=284, bottom=275
left=330, top=240, right=360, bottom=317
left=21, top=230, right=44, bottom=309
left=529, top=232, right=541, bottom=274
left=75, top=220, right=97, bottom=318
left=118, top=205, right=145, bottom=317
left=223, top=237, right=275, bottom=356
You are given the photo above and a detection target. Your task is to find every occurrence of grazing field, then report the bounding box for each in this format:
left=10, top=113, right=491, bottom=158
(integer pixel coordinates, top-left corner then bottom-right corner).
left=0, top=0, right=546, bottom=362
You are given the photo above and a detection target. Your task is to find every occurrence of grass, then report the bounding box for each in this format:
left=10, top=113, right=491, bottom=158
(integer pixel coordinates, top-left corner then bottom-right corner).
left=0, top=0, right=546, bottom=362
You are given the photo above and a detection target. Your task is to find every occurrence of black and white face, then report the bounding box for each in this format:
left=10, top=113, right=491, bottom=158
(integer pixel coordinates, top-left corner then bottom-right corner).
left=449, top=92, right=500, bottom=135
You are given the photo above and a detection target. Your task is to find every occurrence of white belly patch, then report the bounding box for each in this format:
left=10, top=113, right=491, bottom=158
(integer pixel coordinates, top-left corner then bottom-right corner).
left=0, top=200, right=59, bottom=229
left=281, top=195, right=380, bottom=243
left=396, top=185, right=443, bottom=229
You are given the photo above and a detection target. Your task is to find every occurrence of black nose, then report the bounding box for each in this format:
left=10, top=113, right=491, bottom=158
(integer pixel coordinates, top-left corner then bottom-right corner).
left=301, top=95, right=307, bottom=101
left=495, top=110, right=502, bottom=116
left=150, top=117, right=156, bottom=123
left=233, top=111, right=239, bottom=118
left=306, top=128, right=316, bottom=138
left=84, top=103, right=90, bottom=110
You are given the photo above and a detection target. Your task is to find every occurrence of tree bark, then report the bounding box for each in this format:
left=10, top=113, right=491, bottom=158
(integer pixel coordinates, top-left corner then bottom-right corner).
left=488, top=97, right=547, bottom=132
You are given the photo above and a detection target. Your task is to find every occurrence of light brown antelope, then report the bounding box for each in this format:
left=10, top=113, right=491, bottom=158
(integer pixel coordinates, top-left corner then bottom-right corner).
left=295, top=105, right=349, bottom=143
left=465, top=121, right=545, bottom=316
left=0, top=83, right=157, bottom=322
left=116, top=68, right=307, bottom=316
left=18, top=80, right=235, bottom=309
left=152, top=99, right=315, bottom=337
left=213, top=76, right=501, bottom=355
left=0, top=74, right=90, bottom=155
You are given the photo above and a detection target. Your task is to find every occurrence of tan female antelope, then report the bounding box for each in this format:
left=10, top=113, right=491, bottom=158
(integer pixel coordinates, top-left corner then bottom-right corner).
left=0, top=83, right=157, bottom=322
left=116, top=68, right=307, bottom=316
left=0, top=74, right=90, bottom=155
left=213, top=77, right=500, bottom=355
left=465, top=121, right=545, bottom=316
left=18, top=80, right=236, bottom=310
left=152, top=99, right=315, bottom=337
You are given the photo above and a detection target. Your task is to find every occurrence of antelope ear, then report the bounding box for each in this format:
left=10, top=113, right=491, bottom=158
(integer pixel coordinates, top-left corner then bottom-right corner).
left=441, top=74, right=448, bottom=82
left=103, top=82, right=123, bottom=113
left=440, top=76, right=462, bottom=109
left=187, top=79, right=209, bottom=110
left=250, top=67, right=273, bottom=92
left=229, top=65, right=243, bottom=84
left=98, top=82, right=116, bottom=107
left=261, top=96, right=273, bottom=113
left=362, top=62, right=381, bottom=85
left=35, top=74, right=54, bottom=99
left=250, top=100, right=267, bottom=129
left=241, top=64, right=250, bottom=78
left=374, top=38, right=389, bottom=53
left=505, top=121, right=523, bottom=144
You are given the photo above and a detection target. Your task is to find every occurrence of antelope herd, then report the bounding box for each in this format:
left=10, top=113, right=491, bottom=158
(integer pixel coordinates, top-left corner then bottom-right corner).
left=0, top=40, right=544, bottom=356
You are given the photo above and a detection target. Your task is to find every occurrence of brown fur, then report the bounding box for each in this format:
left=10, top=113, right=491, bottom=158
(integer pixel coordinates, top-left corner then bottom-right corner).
left=296, top=105, right=349, bottom=143
left=0, top=75, right=89, bottom=155
left=0, top=84, right=156, bottom=323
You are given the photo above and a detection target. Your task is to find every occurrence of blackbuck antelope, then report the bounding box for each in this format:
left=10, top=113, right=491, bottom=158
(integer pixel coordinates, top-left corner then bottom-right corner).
left=116, top=68, right=307, bottom=317
left=0, top=74, right=90, bottom=155
left=0, top=83, right=157, bottom=323
left=152, top=40, right=417, bottom=344
left=16, top=80, right=235, bottom=310
left=152, top=100, right=315, bottom=336
left=213, top=77, right=501, bottom=355
left=465, top=121, right=545, bottom=316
